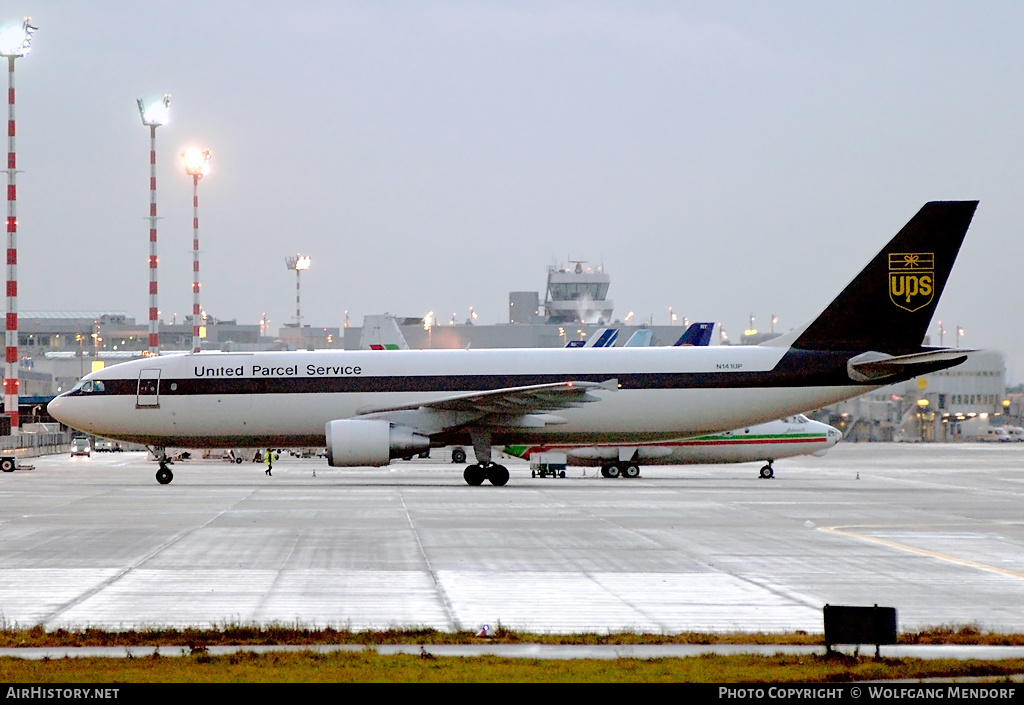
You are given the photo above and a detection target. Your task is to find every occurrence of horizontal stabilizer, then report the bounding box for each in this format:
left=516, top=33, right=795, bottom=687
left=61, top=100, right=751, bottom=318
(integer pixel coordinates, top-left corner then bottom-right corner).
left=847, top=349, right=971, bottom=382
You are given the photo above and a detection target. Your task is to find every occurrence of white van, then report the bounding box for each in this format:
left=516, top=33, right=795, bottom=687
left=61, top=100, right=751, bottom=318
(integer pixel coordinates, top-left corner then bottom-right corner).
left=975, top=427, right=1011, bottom=443
left=1003, top=426, right=1024, bottom=442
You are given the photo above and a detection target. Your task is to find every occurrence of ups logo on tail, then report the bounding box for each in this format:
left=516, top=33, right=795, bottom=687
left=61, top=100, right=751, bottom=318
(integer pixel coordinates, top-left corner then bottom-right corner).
left=889, top=252, right=934, bottom=312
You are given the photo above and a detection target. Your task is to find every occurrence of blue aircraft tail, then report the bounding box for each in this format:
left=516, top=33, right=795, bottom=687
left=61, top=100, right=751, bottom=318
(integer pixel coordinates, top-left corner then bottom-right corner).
left=674, top=322, right=714, bottom=347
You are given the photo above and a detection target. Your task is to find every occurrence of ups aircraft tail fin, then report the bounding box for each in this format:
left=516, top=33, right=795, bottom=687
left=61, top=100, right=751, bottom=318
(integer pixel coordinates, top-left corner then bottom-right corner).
left=769, top=201, right=978, bottom=355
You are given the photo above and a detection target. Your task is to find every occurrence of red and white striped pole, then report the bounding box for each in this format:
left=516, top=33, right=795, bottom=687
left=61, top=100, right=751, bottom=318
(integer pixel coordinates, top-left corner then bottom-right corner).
left=5, top=54, right=18, bottom=433
left=2, top=19, right=35, bottom=434
left=190, top=174, right=200, bottom=353
left=182, top=148, right=210, bottom=354
left=148, top=125, right=159, bottom=354
left=285, top=255, right=310, bottom=327
left=138, top=95, right=170, bottom=356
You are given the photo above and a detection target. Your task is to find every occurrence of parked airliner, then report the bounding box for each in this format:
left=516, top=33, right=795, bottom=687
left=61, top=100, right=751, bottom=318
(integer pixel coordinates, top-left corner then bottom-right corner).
left=505, top=414, right=841, bottom=479
left=48, top=201, right=978, bottom=486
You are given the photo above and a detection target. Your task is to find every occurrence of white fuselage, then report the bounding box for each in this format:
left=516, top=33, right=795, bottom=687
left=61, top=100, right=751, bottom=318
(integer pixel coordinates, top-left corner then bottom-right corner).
left=48, top=345, right=870, bottom=449
left=515, top=417, right=842, bottom=466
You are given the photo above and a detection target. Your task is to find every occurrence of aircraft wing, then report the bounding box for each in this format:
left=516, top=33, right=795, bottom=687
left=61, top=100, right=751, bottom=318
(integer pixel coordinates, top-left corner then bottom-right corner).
left=355, top=379, right=618, bottom=435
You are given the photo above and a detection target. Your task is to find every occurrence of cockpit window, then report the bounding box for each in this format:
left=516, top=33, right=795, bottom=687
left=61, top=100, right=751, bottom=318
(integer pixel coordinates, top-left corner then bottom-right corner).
left=74, top=380, right=106, bottom=394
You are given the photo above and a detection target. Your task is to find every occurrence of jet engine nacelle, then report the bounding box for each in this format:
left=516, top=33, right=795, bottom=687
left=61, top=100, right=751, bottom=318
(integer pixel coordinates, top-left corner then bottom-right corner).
left=325, top=419, right=431, bottom=467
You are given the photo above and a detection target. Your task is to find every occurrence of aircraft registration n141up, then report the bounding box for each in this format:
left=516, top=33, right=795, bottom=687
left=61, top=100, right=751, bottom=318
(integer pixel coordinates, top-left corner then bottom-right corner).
left=48, top=201, right=978, bottom=486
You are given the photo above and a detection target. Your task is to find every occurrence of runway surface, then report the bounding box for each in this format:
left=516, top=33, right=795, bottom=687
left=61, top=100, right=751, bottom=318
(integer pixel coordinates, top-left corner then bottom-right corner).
left=0, top=443, right=1022, bottom=635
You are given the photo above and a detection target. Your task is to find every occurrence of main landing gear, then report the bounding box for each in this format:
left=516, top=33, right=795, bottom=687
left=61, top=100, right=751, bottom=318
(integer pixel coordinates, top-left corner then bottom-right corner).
left=462, top=429, right=509, bottom=486
left=600, top=462, right=641, bottom=479
left=151, top=446, right=174, bottom=485
left=463, top=463, right=509, bottom=487
left=759, top=461, right=775, bottom=479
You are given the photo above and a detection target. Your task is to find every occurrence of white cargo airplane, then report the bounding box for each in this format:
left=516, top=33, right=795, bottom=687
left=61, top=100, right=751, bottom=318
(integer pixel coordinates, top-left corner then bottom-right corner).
left=504, top=413, right=842, bottom=479
left=48, top=201, right=978, bottom=486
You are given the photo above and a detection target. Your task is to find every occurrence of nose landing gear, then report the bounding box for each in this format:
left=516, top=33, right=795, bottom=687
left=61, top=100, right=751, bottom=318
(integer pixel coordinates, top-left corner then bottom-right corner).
left=150, top=446, right=174, bottom=484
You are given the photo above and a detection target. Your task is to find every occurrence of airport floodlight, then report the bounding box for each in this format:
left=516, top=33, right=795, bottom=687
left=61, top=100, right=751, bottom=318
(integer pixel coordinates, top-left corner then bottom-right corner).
left=182, top=147, right=211, bottom=178
left=137, top=94, right=171, bottom=127
left=0, top=18, right=36, bottom=57
left=2, top=17, right=36, bottom=435
left=285, top=255, right=311, bottom=326
left=140, top=95, right=171, bottom=356
left=182, top=148, right=212, bottom=353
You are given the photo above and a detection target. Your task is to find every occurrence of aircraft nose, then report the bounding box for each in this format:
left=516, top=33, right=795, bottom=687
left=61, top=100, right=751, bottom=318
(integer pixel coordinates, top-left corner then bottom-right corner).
left=47, top=394, right=68, bottom=425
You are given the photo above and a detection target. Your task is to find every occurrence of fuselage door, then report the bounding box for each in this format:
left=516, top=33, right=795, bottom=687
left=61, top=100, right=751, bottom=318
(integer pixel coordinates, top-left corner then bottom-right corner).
left=137, top=369, right=161, bottom=408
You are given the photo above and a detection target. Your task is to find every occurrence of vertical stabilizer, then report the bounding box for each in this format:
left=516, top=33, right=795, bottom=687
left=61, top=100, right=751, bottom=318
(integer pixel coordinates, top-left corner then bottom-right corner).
left=789, top=201, right=977, bottom=354
left=360, top=314, right=410, bottom=351
left=674, top=322, right=715, bottom=347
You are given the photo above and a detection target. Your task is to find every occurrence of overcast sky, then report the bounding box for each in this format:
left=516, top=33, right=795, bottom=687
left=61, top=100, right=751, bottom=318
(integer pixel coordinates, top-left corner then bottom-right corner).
left=5, top=1, right=1023, bottom=382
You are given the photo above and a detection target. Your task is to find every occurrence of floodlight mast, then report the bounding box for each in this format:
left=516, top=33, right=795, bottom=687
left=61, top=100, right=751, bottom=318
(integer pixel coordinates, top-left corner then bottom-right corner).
left=182, top=148, right=211, bottom=354
left=285, top=255, right=311, bottom=326
left=1, top=18, right=36, bottom=435
left=138, top=95, right=170, bottom=356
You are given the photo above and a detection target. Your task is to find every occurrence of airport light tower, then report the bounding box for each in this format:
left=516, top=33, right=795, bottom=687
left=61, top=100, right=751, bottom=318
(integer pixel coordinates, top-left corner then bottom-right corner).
left=285, top=255, right=310, bottom=326
left=137, top=94, right=170, bottom=356
left=1, top=18, right=36, bottom=435
left=181, top=147, right=211, bottom=354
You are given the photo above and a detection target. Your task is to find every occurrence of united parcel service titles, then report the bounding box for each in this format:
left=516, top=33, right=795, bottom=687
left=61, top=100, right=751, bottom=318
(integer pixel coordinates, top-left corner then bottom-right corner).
left=194, top=364, right=363, bottom=378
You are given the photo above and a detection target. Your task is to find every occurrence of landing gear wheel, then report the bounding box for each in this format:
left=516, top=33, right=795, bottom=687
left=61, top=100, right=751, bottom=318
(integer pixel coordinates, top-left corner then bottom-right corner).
left=601, top=465, right=620, bottom=479
left=759, top=464, right=774, bottom=479
left=487, top=464, right=509, bottom=486
left=464, top=465, right=486, bottom=486
left=234, top=456, right=243, bottom=464
left=451, top=448, right=467, bottom=464
left=156, top=466, right=173, bottom=485
left=621, top=463, right=641, bottom=479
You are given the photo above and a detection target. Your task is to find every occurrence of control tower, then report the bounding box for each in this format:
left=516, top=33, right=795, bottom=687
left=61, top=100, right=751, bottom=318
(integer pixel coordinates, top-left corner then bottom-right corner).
left=544, top=260, right=613, bottom=324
